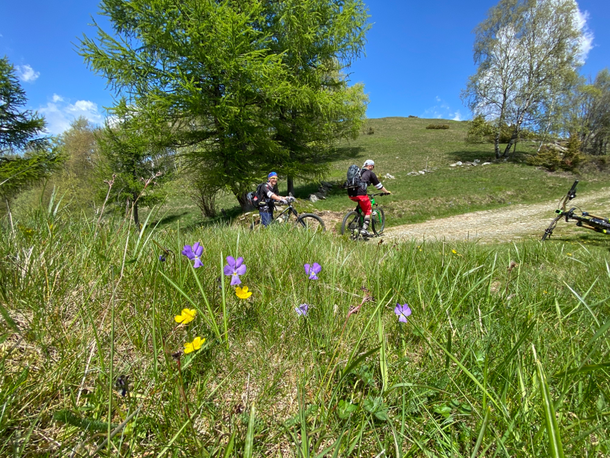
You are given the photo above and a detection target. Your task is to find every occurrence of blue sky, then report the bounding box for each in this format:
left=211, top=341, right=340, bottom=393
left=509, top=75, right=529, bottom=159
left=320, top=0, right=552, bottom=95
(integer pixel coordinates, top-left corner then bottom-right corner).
left=1, top=0, right=608, bottom=135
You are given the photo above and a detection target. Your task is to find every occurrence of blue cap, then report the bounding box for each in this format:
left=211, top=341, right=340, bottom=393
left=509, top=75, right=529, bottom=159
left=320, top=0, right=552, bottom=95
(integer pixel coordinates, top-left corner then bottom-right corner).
left=268, top=171, right=278, bottom=179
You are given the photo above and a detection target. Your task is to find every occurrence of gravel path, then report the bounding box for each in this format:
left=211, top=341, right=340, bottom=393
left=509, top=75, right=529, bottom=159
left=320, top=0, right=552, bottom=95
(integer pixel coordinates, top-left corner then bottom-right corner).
left=381, top=188, right=610, bottom=244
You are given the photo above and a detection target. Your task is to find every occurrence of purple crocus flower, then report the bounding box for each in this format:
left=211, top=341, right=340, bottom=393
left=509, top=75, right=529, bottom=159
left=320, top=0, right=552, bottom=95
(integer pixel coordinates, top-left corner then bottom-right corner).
left=394, top=303, right=412, bottom=323
left=295, top=303, right=309, bottom=316
left=223, top=256, right=247, bottom=286
left=304, top=263, right=321, bottom=280
left=182, top=242, right=204, bottom=268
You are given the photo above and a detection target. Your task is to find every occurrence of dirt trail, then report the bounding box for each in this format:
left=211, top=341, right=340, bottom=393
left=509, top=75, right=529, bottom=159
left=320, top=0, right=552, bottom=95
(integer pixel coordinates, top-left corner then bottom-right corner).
left=381, top=188, right=610, bottom=244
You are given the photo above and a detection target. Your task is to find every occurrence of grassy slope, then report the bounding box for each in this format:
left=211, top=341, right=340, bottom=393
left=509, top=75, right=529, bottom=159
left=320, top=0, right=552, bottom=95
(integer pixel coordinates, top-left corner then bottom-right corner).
left=156, top=117, right=607, bottom=229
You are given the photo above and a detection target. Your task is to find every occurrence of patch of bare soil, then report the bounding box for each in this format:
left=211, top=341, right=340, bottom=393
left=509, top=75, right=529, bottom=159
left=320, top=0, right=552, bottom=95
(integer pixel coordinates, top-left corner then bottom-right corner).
left=379, top=188, right=610, bottom=244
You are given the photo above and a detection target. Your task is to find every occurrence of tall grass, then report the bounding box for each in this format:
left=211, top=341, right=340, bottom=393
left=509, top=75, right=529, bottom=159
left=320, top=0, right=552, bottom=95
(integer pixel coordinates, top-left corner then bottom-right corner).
left=0, top=208, right=609, bottom=456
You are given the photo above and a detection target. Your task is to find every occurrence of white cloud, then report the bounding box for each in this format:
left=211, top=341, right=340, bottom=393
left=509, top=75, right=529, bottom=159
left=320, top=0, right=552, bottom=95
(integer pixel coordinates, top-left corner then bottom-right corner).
left=422, top=97, right=466, bottom=121
left=574, top=6, right=594, bottom=63
left=38, top=96, right=104, bottom=135
left=16, top=64, right=40, bottom=83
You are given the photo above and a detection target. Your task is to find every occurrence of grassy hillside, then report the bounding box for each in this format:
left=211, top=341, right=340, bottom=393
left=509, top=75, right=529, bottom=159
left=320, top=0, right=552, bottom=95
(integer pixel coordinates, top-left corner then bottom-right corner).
left=153, top=117, right=608, bottom=229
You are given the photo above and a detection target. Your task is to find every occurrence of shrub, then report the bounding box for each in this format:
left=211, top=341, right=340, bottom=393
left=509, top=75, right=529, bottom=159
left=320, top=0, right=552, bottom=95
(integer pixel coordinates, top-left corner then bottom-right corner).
left=526, top=135, right=586, bottom=172
left=466, top=115, right=494, bottom=143
left=426, top=124, right=450, bottom=130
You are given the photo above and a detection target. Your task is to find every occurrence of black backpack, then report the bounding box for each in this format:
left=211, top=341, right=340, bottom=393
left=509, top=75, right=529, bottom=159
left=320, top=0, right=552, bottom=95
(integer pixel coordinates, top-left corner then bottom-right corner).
left=345, top=164, right=365, bottom=190
left=246, top=183, right=268, bottom=208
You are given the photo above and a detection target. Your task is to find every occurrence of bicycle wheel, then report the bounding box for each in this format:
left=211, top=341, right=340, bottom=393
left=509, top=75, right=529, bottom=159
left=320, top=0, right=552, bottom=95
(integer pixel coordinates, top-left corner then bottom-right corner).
left=371, top=208, right=385, bottom=235
left=541, top=215, right=561, bottom=241
left=296, top=213, right=326, bottom=233
left=340, top=211, right=361, bottom=239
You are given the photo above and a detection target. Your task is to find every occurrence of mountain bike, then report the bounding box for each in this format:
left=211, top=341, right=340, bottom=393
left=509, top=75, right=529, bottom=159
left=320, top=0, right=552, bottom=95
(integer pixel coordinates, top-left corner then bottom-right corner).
left=340, top=193, right=389, bottom=240
left=542, top=180, right=610, bottom=240
left=250, top=198, right=326, bottom=233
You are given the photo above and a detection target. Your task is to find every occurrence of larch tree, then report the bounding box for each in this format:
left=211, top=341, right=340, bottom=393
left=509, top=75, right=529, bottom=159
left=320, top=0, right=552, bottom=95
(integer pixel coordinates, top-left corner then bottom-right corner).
left=0, top=57, right=62, bottom=222
left=79, top=0, right=368, bottom=208
left=462, top=0, right=588, bottom=158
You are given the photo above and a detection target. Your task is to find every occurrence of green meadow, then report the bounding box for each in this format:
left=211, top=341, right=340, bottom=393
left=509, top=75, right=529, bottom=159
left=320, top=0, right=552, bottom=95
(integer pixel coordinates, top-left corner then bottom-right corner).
left=1, top=118, right=609, bottom=456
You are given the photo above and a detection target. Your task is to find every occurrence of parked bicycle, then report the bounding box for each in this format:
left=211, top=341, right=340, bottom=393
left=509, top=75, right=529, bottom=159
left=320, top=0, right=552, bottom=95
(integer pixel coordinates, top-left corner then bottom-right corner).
left=542, top=180, right=610, bottom=240
left=250, top=198, right=326, bottom=233
left=340, top=193, right=389, bottom=240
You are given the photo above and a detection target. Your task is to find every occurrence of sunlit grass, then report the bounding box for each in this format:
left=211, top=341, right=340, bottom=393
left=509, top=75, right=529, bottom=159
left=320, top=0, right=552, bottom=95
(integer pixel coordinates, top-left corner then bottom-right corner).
left=0, top=208, right=609, bottom=456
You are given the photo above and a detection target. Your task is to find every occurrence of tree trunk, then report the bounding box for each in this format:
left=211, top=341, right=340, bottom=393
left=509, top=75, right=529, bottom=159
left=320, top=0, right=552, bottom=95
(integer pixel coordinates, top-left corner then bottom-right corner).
left=494, top=131, right=501, bottom=159
left=235, top=192, right=250, bottom=212
left=502, top=130, right=519, bottom=157
left=287, top=176, right=294, bottom=196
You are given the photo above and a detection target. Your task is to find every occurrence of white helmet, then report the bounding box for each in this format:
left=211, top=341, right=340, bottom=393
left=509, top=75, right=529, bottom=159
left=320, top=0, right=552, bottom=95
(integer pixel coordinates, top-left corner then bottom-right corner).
left=363, top=159, right=375, bottom=167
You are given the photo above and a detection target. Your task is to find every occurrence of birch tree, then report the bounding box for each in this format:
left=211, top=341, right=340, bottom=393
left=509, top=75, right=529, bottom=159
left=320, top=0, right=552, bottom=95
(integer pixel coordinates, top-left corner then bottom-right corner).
left=462, top=0, right=587, bottom=158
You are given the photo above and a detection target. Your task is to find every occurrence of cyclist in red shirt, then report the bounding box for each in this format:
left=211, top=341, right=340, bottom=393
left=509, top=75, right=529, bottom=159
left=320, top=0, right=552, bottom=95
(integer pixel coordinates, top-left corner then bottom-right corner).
left=347, top=160, right=392, bottom=237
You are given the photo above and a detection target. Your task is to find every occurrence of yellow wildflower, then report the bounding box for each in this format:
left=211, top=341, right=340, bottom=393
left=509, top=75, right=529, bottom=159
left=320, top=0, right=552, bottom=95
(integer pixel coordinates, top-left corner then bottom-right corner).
left=184, top=337, right=205, bottom=354
left=235, top=286, right=253, bottom=299
left=175, top=308, right=197, bottom=324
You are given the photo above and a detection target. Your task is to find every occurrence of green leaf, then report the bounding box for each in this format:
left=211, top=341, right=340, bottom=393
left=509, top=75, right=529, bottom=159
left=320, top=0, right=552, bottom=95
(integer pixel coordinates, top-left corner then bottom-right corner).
left=337, top=400, right=358, bottom=420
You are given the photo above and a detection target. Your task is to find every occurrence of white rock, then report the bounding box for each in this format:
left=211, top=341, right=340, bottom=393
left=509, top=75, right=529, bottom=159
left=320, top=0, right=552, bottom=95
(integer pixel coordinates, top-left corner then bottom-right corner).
left=309, top=194, right=319, bottom=203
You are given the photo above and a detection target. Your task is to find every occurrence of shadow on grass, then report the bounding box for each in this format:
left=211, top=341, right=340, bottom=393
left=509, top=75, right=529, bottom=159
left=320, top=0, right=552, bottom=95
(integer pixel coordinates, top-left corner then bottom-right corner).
left=330, top=146, right=366, bottom=163
left=181, top=206, right=244, bottom=231
left=545, top=232, right=610, bottom=250
left=151, top=212, right=189, bottom=227
left=448, top=149, right=531, bottom=163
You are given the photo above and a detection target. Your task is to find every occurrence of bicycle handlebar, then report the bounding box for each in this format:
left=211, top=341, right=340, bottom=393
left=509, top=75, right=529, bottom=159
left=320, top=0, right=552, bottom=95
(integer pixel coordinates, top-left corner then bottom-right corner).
left=369, top=192, right=390, bottom=197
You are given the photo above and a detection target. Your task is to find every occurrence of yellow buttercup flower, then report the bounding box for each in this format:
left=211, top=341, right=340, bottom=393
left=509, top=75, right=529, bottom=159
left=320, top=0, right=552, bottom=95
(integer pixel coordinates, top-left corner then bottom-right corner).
left=235, top=286, right=252, bottom=299
left=184, top=336, right=205, bottom=354
left=175, top=308, right=197, bottom=324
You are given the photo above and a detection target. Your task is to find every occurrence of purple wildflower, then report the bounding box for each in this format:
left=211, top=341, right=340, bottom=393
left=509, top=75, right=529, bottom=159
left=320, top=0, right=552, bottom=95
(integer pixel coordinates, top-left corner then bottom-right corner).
left=304, top=263, right=321, bottom=280
left=159, top=254, right=166, bottom=262
left=182, top=242, right=204, bottom=268
left=295, top=303, right=309, bottom=316
left=223, top=256, right=247, bottom=286
left=394, top=303, right=412, bottom=323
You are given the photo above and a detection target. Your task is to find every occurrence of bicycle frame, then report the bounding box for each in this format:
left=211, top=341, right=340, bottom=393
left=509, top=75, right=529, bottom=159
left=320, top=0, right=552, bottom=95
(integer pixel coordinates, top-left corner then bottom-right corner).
left=542, top=180, right=610, bottom=240
left=272, top=203, right=299, bottom=223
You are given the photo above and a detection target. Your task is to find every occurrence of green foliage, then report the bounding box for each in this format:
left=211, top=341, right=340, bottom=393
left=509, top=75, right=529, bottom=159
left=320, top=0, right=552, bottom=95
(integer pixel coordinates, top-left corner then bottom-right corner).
left=0, top=57, right=46, bottom=153
left=0, top=146, right=64, bottom=205
left=0, top=56, right=59, bottom=211
left=425, top=124, right=449, bottom=130
left=527, top=135, right=586, bottom=172
left=466, top=115, right=495, bottom=143
left=30, top=117, right=104, bottom=213
left=575, top=69, right=610, bottom=156
left=96, top=110, right=175, bottom=226
left=80, top=0, right=369, bottom=208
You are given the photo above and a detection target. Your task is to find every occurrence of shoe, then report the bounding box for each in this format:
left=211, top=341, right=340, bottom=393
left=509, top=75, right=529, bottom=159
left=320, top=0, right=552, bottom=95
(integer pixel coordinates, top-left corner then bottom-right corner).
left=360, top=229, right=373, bottom=238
